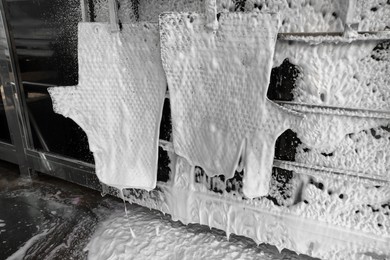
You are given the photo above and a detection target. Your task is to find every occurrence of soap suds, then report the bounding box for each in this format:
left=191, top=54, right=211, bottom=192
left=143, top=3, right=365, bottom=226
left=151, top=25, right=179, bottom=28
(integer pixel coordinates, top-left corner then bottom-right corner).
left=292, top=111, right=389, bottom=151
left=244, top=0, right=346, bottom=32
left=194, top=166, right=298, bottom=207
left=85, top=204, right=304, bottom=260
left=93, top=0, right=137, bottom=23
left=245, top=0, right=390, bottom=32
left=49, top=23, right=167, bottom=190
left=6, top=229, right=49, bottom=260
left=356, top=0, right=390, bottom=31
left=92, top=0, right=390, bottom=33
left=274, top=40, right=390, bottom=111
left=134, top=0, right=348, bottom=32
left=291, top=170, right=390, bottom=238
left=296, top=124, right=390, bottom=180
left=139, top=0, right=204, bottom=22
left=160, top=12, right=301, bottom=198
left=122, top=174, right=390, bottom=260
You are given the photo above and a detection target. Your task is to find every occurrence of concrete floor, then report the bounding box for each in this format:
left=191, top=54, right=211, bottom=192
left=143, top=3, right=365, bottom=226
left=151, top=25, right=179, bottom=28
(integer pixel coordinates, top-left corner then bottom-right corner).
left=0, top=160, right=115, bottom=259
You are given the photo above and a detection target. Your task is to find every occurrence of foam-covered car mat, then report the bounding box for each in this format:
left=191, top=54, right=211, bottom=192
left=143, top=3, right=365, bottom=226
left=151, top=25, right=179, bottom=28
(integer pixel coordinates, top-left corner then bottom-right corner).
left=160, top=12, right=300, bottom=198
left=49, top=22, right=167, bottom=190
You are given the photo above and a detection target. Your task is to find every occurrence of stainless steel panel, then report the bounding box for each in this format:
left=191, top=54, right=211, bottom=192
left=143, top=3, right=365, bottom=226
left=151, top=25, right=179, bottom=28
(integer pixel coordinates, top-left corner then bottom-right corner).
left=25, top=149, right=102, bottom=191
left=0, top=141, right=17, bottom=163
left=0, top=0, right=33, bottom=176
left=6, top=0, right=94, bottom=163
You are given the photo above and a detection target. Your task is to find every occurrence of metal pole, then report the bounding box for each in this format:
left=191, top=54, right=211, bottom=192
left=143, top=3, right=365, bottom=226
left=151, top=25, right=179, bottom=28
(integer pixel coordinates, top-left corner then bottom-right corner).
left=108, top=0, right=120, bottom=32
left=80, top=0, right=90, bottom=22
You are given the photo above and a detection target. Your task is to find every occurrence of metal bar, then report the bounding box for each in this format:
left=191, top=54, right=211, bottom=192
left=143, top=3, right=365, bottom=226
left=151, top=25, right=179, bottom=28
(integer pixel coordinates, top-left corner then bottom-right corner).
left=12, top=29, right=55, bottom=40
left=205, top=0, right=218, bottom=31
left=1, top=2, right=33, bottom=145
left=14, top=39, right=51, bottom=48
left=277, top=31, right=390, bottom=37
left=26, top=149, right=101, bottom=191
left=108, top=0, right=120, bottom=32
left=278, top=31, right=390, bottom=43
left=0, top=141, right=17, bottom=164
left=80, top=0, right=90, bottom=22
left=27, top=108, right=49, bottom=152
left=22, top=81, right=58, bottom=88
left=275, top=101, right=390, bottom=119
left=16, top=48, right=54, bottom=57
left=166, top=93, right=390, bottom=119
left=274, top=159, right=389, bottom=185
left=26, top=149, right=94, bottom=170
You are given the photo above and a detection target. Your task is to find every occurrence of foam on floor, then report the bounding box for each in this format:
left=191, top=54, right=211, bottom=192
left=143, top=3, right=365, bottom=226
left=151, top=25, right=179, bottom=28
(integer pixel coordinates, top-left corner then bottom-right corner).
left=48, top=23, right=167, bottom=190
left=160, top=12, right=301, bottom=198
left=85, top=204, right=306, bottom=260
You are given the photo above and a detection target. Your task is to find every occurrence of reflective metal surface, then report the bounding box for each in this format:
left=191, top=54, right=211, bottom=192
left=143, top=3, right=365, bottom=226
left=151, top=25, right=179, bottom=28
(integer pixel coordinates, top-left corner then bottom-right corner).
left=0, top=141, right=16, bottom=164
left=6, top=0, right=94, bottom=163
left=26, top=149, right=101, bottom=191
left=0, top=90, right=11, bottom=143
left=0, top=0, right=31, bottom=176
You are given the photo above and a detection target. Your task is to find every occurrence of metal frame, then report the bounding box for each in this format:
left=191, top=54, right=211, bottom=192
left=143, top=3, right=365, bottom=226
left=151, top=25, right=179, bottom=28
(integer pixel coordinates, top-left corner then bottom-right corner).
left=0, top=0, right=102, bottom=190
left=0, top=0, right=31, bottom=176
left=26, top=149, right=101, bottom=190
left=0, top=141, right=17, bottom=164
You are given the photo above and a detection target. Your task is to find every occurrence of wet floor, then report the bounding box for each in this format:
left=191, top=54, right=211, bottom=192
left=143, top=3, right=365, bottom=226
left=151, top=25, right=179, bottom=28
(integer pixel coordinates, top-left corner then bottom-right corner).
left=0, top=160, right=316, bottom=259
left=0, top=160, right=114, bottom=259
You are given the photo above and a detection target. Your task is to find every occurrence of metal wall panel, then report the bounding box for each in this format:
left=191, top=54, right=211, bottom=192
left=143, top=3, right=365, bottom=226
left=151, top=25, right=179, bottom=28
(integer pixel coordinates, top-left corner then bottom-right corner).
left=0, top=0, right=31, bottom=176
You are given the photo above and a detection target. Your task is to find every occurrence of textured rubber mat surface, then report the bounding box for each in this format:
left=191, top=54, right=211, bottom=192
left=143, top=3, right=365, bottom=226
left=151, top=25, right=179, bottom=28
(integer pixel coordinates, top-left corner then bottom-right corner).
left=49, top=23, right=167, bottom=190
left=160, top=12, right=300, bottom=198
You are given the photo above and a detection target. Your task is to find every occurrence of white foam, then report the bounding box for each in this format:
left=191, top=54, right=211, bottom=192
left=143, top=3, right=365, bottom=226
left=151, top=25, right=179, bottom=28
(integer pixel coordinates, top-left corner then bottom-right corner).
left=49, top=23, right=167, bottom=190
left=86, top=206, right=280, bottom=260
left=160, top=12, right=301, bottom=198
